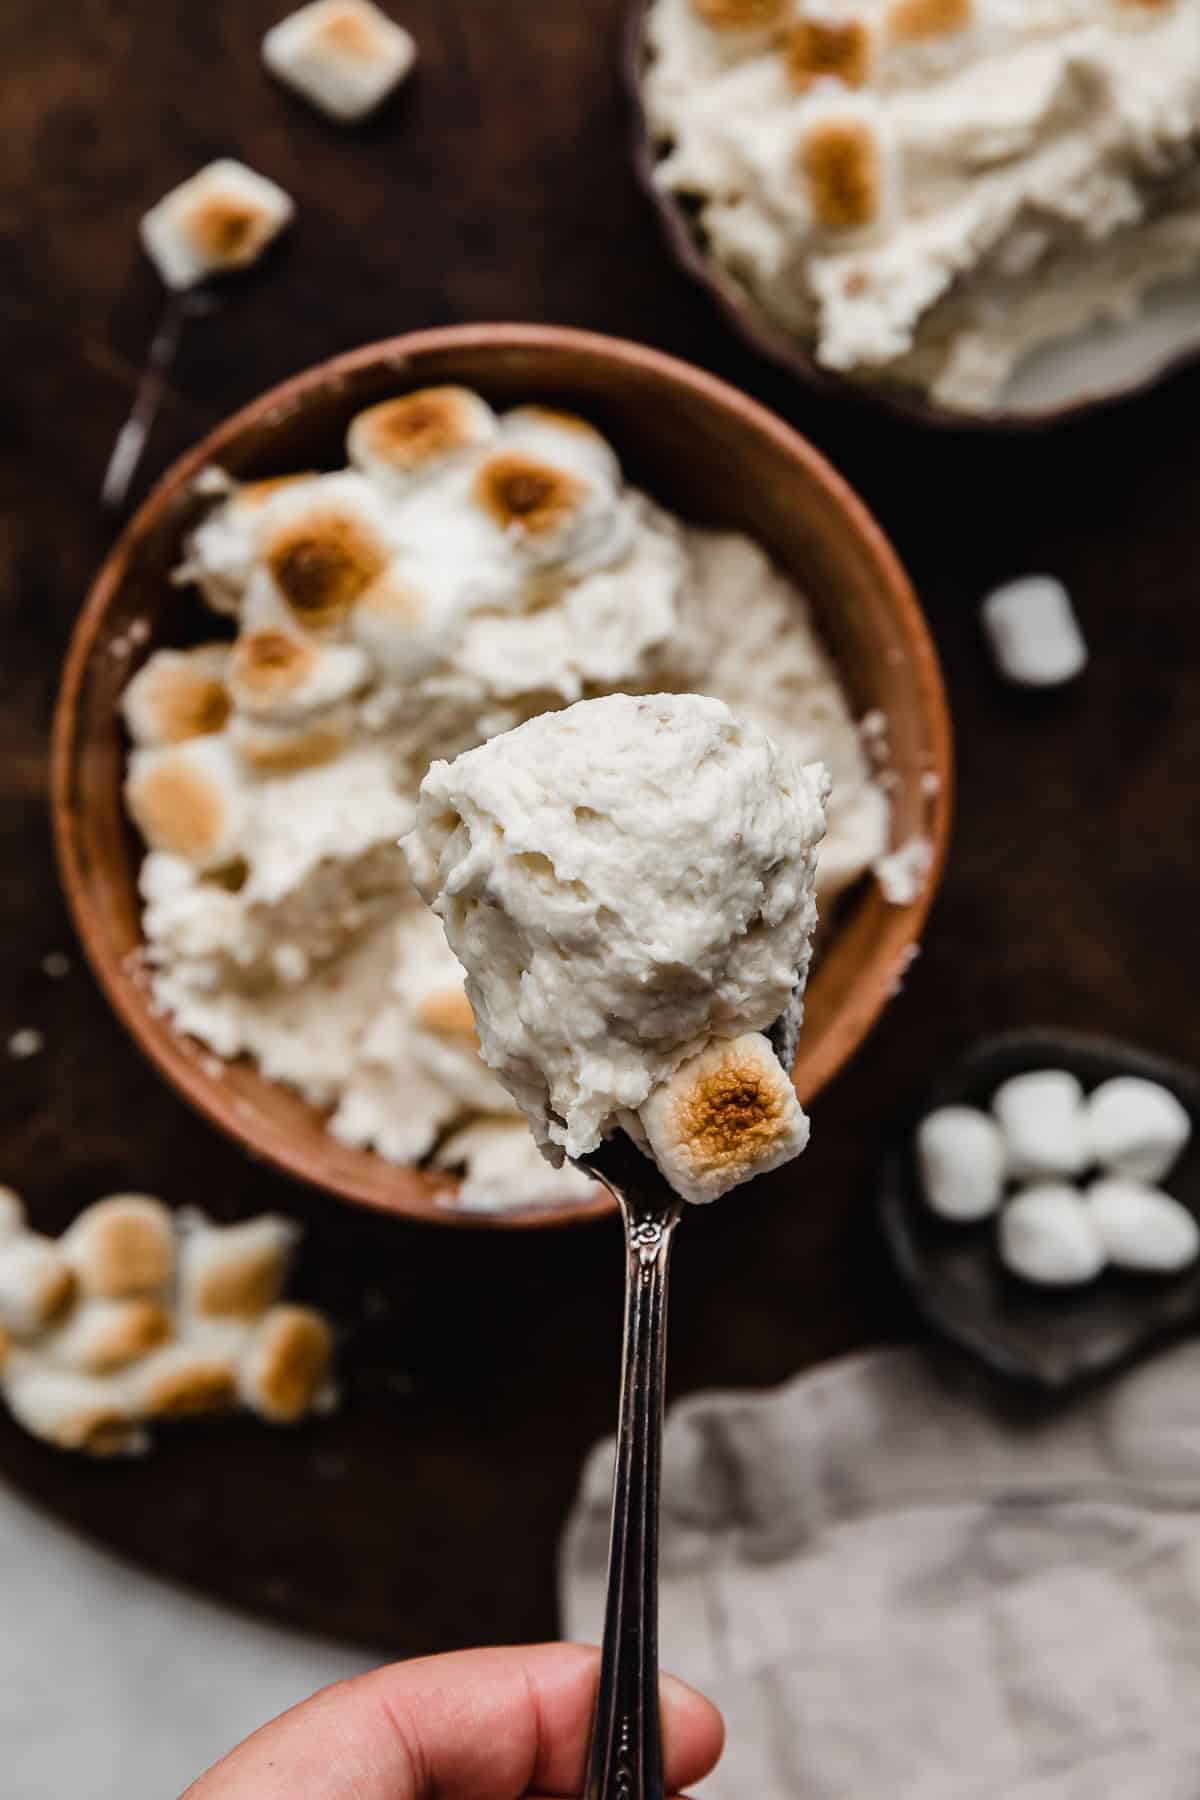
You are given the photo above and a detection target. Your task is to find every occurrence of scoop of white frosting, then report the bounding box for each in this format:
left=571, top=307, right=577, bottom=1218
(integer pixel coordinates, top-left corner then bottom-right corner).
left=404, top=692, right=828, bottom=1197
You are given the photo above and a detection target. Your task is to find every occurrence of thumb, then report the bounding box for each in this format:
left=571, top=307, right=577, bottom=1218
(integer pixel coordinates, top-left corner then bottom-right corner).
left=182, top=1642, right=724, bottom=1799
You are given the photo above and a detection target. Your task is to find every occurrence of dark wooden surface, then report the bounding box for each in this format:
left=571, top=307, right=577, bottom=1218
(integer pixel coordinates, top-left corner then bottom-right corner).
left=3, top=0, right=1200, bottom=1654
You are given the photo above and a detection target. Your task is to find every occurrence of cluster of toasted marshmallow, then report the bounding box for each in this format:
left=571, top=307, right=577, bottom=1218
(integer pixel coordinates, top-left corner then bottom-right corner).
left=918, top=1069, right=1198, bottom=1286
left=0, top=1188, right=336, bottom=1457
left=121, top=389, right=886, bottom=1207
left=645, top=0, right=1199, bottom=409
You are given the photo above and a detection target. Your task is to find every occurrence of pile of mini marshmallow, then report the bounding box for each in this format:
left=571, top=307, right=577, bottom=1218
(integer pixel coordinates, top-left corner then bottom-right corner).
left=917, top=1070, right=1197, bottom=1287
left=0, top=1189, right=336, bottom=1457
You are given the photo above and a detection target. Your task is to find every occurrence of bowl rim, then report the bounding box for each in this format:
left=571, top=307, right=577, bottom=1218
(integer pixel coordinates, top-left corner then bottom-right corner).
left=52, top=321, right=953, bottom=1228
left=622, top=0, right=1200, bottom=434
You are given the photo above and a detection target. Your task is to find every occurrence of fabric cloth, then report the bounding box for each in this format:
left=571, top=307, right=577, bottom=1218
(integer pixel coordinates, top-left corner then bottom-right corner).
left=562, top=1343, right=1200, bottom=1799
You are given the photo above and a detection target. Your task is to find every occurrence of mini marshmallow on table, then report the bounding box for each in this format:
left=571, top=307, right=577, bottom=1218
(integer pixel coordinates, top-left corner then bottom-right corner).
left=263, top=0, right=417, bottom=122
left=981, top=576, right=1088, bottom=689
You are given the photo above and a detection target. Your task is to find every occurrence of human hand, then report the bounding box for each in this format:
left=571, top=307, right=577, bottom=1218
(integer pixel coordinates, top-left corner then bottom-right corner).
left=182, top=1642, right=724, bottom=1799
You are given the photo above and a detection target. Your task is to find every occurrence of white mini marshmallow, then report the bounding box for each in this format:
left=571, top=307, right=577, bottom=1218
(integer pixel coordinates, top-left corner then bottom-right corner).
left=992, top=1069, right=1089, bottom=1181
left=981, top=576, right=1087, bottom=688
left=0, top=1237, right=76, bottom=1338
left=125, top=737, right=248, bottom=872
left=1087, top=1177, right=1200, bottom=1275
left=121, top=645, right=231, bottom=748
left=140, top=159, right=294, bottom=291
left=1086, top=1076, right=1192, bottom=1184
left=263, top=0, right=417, bottom=123
left=999, top=1184, right=1106, bottom=1287
left=916, top=1104, right=1006, bottom=1222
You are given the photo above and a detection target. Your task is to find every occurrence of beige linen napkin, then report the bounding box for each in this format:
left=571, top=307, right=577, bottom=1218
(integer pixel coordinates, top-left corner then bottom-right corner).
left=562, top=1343, right=1200, bottom=1799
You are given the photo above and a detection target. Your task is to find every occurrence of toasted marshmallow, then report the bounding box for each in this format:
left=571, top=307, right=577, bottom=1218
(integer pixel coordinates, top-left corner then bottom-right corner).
left=240, top=1304, right=335, bottom=1423
left=228, top=630, right=368, bottom=723
left=999, top=1184, right=1106, bottom=1287
left=0, top=1237, right=76, bottom=1338
left=917, top=1104, right=1006, bottom=1222
left=785, top=15, right=876, bottom=91
left=121, top=645, right=232, bottom=747
left=179, top=475, right=315, bottom=616
left=179, top=1214, right=299, bottom=1321
left=992, top=1069, right=1089, bottom=1182
left=62, top=1195, right=175, bottom=1299
left=1087, top=1178, right=1200, bottom=1274
left=396, top=906, right=512, bottom=1113
left=498, top=406, right=622, bottom=492
left=1086, top=1077, right=1192, bottom=1184
left=3, top=1364, right=148, bottom=1458
left=130, top=1343, right=239, bottom=1418
left=639, top=1032, right=810, bottom=1205
left=470, top=446, right=631, bottom=577
left=48, top=1297, right=172, bottom=1375
left=689, top=0, right=790, bottom=31
left=125, top=737, right=247, bottom=872
left=140, top=159, right=294, bottom=291
left=229, top=705, right=356, bottom=775
left=258, top=477, right=392, bottom=633
left=885, top=0, right=972, bottom=44
left=0, top=1187, right=26, bottom=1242
left=263, top=0, right=417, bottom=123
left=795, top=93, right=895, bottom=234
left=347, top=388, right=497, bottom=489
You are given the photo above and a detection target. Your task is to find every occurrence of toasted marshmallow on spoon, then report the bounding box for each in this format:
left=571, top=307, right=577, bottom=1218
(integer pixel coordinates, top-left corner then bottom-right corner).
left=227, top=629, right=369, bottom=723
left=0, top=1236, right=76, bottom=1338
left=347, top=387, right=498, bottom=491
left=121, top=644, right=232, bottom=747
left=2, top=1362, right=149, bottom=1458
left=61, top=1195, right=176, bottom=1300
left=239, top=1304, right=336, bottom=1423
left=639, top=1032, right=811, bottom=1205
left=404, top=692, right=828, bottom=1202
left=124, top=737, right=247, bottom=873
left=140, top=159, right=295, bottom=292
left=264, top=0, right=417, bottom=123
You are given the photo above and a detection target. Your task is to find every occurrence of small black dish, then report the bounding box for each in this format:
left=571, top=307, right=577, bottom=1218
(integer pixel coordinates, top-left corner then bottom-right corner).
left=879, top=1030, right=1200, bottom=1394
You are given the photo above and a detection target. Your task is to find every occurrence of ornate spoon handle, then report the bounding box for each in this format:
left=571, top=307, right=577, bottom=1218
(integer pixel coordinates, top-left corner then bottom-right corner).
left=585, top=1186, right=682, bottom=1800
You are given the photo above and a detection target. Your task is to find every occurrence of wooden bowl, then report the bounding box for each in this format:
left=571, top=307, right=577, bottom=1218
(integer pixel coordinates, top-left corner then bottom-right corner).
left=52, top=324, right=952, bottom=1228
left=625, top=0, right=1200, bottom=432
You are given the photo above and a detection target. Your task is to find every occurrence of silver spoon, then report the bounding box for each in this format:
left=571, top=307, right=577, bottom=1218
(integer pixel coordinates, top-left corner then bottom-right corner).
left=576, top=1131, right=683, bottom=1800
left=576, top=1003, right=802, bottom=1799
